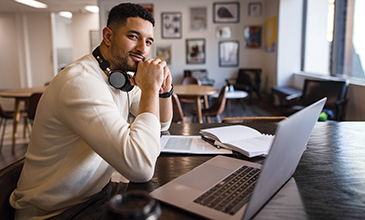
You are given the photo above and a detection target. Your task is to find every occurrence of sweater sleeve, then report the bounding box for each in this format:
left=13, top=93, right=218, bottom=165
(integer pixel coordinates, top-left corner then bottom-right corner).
left=57, top=74, right=161, bottom=182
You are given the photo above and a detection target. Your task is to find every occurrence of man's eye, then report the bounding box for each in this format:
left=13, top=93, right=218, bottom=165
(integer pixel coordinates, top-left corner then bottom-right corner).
left=146, top=41, right=153, bottom=46
left=128, top=35, right=138, bottom=39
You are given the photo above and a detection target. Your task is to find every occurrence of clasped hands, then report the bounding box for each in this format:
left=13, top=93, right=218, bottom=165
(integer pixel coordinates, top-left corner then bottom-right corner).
left=130, top=58, right=172, bottom=94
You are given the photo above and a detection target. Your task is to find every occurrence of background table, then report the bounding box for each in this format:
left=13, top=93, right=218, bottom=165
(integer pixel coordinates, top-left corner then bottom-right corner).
left=212, top=90, right=248, bottom=116
left=127, top=122, right=365, bottom=219
left=174, top=84, right=218, bottom=123
left=0, top=87, right=46, bottom=151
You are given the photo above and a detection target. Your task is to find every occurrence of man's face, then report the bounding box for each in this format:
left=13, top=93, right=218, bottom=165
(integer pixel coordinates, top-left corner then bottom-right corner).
left=109, top=17, right=154, bottom=72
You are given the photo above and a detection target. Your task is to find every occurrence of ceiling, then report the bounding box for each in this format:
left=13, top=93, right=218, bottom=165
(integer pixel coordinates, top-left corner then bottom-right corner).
left=0, top=0, right=97, bottom=13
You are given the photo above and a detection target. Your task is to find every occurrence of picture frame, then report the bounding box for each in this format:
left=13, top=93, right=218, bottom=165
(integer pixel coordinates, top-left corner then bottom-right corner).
left=213, top=2, right=240, bottom=23
left=156, top=45, right=172, bottom=65
left=186, top=38, right=206, bottom=64
left=216, top=26, right=232, bottom=39
left=244, top=25, right=262, bottom=48
left=190, top=7, right=207, bottom=31
left=248, top=2, right=262, bottom=17
left=219, top=41, right=239, bottom=67
left=161, top=12, right=182, bottom=39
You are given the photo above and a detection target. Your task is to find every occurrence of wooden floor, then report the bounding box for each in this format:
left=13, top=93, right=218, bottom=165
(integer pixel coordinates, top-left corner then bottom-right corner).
left=0, top=94, right=283, bottom=170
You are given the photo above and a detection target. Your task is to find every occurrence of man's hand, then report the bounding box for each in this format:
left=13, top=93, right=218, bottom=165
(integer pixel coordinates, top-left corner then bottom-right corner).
left=130, top=58, right=166, bottom=93
left=160, top=65, right=172, bottom=94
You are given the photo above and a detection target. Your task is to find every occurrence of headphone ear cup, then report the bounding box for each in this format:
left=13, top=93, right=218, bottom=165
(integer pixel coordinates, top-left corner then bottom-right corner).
left=108, top=71, right=134, bottom=92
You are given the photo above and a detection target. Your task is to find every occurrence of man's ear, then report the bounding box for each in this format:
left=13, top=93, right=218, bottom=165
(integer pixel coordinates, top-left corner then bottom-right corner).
left=102, top=27, right=112, bottom=46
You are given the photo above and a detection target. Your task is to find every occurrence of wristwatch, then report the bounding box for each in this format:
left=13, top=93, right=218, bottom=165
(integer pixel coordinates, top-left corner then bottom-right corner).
left=159, top=84, right=173, bottom=98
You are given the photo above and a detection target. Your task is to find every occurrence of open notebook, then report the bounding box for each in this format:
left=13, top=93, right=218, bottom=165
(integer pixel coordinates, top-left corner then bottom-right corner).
left=151, top=98, right=326, bottom=220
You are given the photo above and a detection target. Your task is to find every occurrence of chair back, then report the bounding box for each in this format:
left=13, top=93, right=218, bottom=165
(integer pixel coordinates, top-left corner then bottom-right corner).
left=222, top=116, right=287, bottom=123
left=203, top=85, right=228, bottom=117
left=181, top=77, right=201, bottom=85
left=26, top=93, right=43, bottom=121
left=172, top=94, right=185, bottom=123
left=0, top=158, right=24, bottom=220
left=236, top=68, right=261, bottom=90
left=301, top=79, right=348, bottom=109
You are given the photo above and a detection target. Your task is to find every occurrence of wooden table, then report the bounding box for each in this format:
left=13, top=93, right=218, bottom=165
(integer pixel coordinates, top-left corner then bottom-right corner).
left=174, top=84, right=218, bottom=123
left=126, top=122, right=365, bottom=219
left=0, top=87, right=46, bottom=151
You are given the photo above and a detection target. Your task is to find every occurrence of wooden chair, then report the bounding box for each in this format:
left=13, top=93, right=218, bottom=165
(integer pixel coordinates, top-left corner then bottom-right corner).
left=172, top=93, right=186, bottom=123
left=179, top=77, right=201, bottom=104
left=25, top=93, right=42, bottom=125
left=0, top=105, right=27, bottom=153
left=200, top=85, right=228, bottom=123
left=0, top=158, right=24, bottom=220
left=222, top=116, right=287, bottom=123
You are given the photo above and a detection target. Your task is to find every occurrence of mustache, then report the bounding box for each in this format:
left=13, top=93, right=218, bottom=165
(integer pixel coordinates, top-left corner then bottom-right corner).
left=129, top=52, right=145, bottom=62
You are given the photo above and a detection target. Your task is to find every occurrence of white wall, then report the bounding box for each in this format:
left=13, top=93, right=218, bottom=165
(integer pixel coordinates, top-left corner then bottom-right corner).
left=98, top=0, right=275, bottom=89
left=277, top=0, right=303, bottom=86
left=72, top=13, right=100, bottom=60
left=0, top=13, right=21, bottom=89
left=0, top=12, right=98, bottom=110
left=304, top=0, right=331, bottom=74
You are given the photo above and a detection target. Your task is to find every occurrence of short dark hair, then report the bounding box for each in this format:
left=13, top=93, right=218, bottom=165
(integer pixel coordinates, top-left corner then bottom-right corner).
left=107, top=3, right=155, bottom=31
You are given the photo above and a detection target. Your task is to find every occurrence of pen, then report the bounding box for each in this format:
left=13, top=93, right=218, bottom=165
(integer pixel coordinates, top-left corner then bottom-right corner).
left=201, top=135, right=221, bottom=149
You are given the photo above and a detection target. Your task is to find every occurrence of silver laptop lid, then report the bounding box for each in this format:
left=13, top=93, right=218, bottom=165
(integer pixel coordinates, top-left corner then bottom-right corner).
left=243, top=97, right=326, bottom=220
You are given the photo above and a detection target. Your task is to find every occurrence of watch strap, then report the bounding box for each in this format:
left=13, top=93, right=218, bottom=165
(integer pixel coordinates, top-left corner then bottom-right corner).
left=159, top=84, right=173, bottom=98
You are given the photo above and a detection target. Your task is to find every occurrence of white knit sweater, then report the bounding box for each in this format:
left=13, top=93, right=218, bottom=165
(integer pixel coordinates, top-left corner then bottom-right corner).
left=10, top=54, right=170, bottom=220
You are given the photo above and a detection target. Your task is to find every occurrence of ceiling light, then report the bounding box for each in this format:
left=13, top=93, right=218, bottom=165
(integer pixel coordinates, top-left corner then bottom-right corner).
left=85, top=5, right=99, bottom=13
left=14, top=0, right=48, bottom=9
left=59, top=11, right=72, bottom=19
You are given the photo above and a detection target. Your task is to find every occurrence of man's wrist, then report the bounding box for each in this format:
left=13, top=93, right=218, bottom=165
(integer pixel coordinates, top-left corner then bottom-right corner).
left=159, top=84, right=173, bottom=98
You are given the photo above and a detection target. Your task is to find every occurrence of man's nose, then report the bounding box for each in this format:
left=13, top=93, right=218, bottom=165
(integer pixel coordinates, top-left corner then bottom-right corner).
left=135, top=40, right=148, bottom=54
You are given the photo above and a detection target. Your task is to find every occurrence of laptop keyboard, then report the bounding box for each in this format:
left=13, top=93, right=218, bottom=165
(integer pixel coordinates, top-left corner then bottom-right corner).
left=193, top=165, right=260, bottom=215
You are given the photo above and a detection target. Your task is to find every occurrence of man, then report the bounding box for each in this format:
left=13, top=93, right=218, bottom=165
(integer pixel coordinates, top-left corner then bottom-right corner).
left=10, top=3, right=172, bottom=219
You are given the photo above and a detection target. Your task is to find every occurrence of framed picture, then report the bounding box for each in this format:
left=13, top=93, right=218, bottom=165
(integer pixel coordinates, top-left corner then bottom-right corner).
left=213, top=2, right=240, bottom=23
left=190, top=7, right=207, bottom=31
left=156, top=45, right=172, bottom=65
left=161, top=12, right=182, bottom=39
left=219, top=41, right=239, bottom=67
left=244, top=25, right=262, bottom=48
left=186, top=38, right=205, bottom=64
left=248, top=2, right=262, bottom=17
left=216, top=26, right=232, bottom=39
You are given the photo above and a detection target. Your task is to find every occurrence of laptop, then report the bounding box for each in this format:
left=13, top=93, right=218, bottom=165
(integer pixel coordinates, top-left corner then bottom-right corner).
left=150, top=98, right=326, bottom=220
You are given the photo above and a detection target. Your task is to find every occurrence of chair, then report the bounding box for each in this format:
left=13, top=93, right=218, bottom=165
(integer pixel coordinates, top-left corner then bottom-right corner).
left=0, top=158, right=24, bottom=220
left=172, top=93, right=186, bottom=123
left=25, top=93, right=42, bottom=125
left=178, top=77, right=201, bottom=104
left=200, top=85, right=228, bottom=123
left=0, top=105, right=27, bottom=153
left=0, top=105, right=14, bottom=152
left=286, top=79, right=348, bottom=121
left=226, top=68, right=262, bottom=103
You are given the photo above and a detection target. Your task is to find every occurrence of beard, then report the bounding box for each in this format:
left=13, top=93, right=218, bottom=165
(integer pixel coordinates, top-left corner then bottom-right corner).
left=110, top=44, right=137, bottom=72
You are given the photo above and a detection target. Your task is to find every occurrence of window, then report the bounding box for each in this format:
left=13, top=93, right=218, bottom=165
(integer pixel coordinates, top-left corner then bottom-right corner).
left=303, top=0, right=365, bottom=81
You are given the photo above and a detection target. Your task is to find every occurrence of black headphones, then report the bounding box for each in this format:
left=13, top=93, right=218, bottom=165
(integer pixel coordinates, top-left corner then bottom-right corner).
left=92, top=47, right=134, bottom=92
